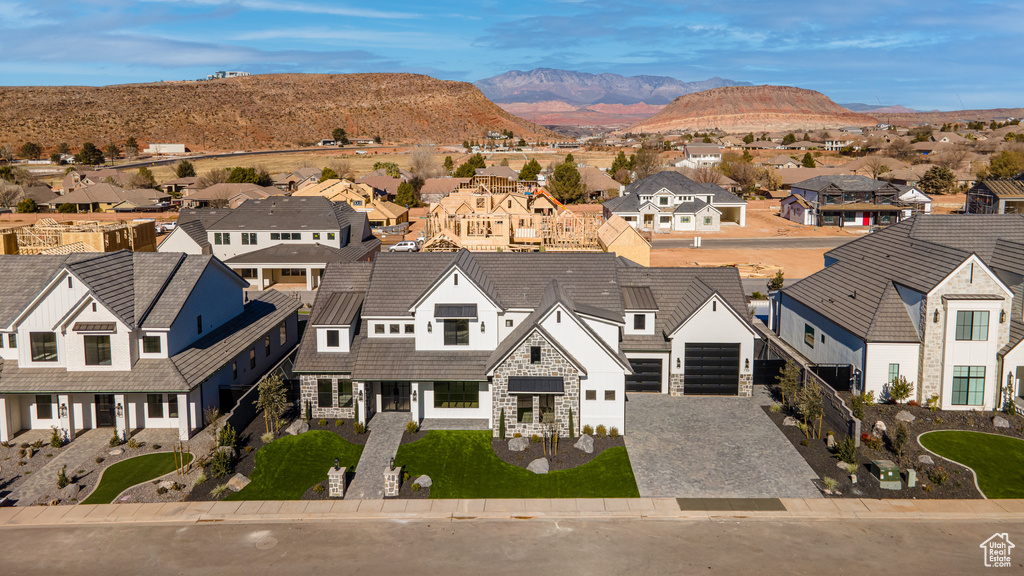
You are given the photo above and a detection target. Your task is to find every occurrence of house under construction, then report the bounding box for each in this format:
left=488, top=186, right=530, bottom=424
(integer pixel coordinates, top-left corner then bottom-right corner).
left=0, top=218, right=157, bottom=255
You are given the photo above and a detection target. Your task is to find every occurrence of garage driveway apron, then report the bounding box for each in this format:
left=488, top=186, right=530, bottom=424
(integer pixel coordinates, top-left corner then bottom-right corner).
left=624, top=386, right=821, bottom=498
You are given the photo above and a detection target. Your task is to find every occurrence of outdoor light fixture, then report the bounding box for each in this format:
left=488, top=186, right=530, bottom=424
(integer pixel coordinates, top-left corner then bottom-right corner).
left=334, top=457, right=340, bottom=471
left=59, top=403, right=68, bottom=418
left=115, top=403, right=123, bottom=418
left=357, top=389, right=364, bottom=402
left=676, top=358, right=681, bottom=369
left=745, top=358, right=750, bottom=371
left=481, top=321, right=485, bottom=333
left=427, top=322, right=432, bottom=333
left=411, top=390, right=417, bottom=402
left=389, top=457, right=395, bottom=471
left=1001, top=310, right=1007, bottom=323
left=933, top=309, right=940, bottom=323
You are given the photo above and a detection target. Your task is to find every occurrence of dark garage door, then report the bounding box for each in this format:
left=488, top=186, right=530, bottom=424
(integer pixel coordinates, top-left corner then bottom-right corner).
left=626, top=358, right=662, bottom=392
left=685, top=343, right=740, bottom=395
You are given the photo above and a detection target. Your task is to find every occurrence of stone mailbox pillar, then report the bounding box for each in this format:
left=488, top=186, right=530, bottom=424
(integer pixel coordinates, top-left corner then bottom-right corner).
left=328, top=466, right=347, bottom=498
left=383, top=466, right=401, bottom=497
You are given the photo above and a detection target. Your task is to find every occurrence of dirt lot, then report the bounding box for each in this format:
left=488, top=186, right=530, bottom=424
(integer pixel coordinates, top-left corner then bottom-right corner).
left=651, top=247, right=828, bottom=279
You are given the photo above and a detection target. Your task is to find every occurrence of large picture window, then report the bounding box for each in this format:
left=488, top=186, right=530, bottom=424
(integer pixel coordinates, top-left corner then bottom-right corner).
left=317, top=379, right=333, bottom=408
left=30, top=332, right=57, bottom=362
left=539, top=395, right=555, bottom=423
left=433, top=382, right=479, bottom=408
left=952, top=366, right=985, bottom=406
left=84, top=335, right=112, bottom=366
left=443, top=319, right=469, bottom=346
left=955, top=311, right=989, bottom=341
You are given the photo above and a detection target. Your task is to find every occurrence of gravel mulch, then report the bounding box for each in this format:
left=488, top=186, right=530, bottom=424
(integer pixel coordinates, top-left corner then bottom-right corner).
left=0, top=435, right=71, bottom=500
left=492, top=434, right=625, bottom=472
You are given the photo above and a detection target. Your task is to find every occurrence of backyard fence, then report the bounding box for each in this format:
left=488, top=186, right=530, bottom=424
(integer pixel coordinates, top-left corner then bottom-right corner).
left=752, top=320, right=862, bottom=446
left=222, top=350, right=297, bottom=435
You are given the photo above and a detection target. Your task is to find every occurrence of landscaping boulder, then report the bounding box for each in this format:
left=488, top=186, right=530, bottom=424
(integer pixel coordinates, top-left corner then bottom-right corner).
left=895, top=410, right=916, bottom=423
left=158, top=480, right=175, bottom=490
left=286, top=419, right=309, bottom=436
left=826, top=434, right=836, bottom=450
left=60, top=484, right=80, bottom=500
left=782, top=416, right=798, bottom=427
left=108, top=448, right=123, bottom=456
left=994, top=416, right=1010, bottom=429
left=227, top=473, right=250, bottom=492
left=415, top=475, right=432, bottom=488
left=918, top=454, right=934, bottom=465
left=574, top=434, right=594, bottom=454
left=23, top=448, right=33, bottom=458
left=216, top=445, right=237, bottom=459
left=526, top=458, right=549, bottom=474
left=872, top=421, right=887, bottom=437
left=508, top=436, right=529, bottom=452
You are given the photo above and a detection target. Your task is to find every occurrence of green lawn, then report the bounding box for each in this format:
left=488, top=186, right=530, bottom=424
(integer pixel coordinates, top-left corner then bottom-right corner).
left=81, top=452, right=194, bottom=504
left=226, top=430, right=363, bottom=500
left=395, top=431, right=640, bottom=499
left=918, top=430, right=1024, bottom=499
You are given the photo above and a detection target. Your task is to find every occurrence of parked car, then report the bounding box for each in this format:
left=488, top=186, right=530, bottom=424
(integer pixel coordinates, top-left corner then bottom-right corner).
left=389, top=241, right=419, bottom=252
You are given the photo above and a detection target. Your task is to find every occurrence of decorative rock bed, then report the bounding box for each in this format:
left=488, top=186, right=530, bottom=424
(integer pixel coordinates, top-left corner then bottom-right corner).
left=492, top=433, right=625, bottom=472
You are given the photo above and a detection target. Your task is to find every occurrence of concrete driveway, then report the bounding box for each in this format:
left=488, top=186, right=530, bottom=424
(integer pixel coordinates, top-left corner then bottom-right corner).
left=624, top=386, right=821, bottom=498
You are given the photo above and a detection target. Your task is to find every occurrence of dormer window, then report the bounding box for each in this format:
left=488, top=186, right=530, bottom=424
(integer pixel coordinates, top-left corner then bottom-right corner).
left=326, top=330, right=340, bottom=347
left=634, top=314, right=646, bottom=330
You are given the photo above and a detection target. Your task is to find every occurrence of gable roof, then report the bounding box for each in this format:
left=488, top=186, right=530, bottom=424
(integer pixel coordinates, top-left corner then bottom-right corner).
left=410, top=249, right=502, bottom=312
left=791, top=174, right=898, bottom=192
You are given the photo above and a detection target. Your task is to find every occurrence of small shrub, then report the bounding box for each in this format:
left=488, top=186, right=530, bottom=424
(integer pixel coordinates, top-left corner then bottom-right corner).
left=822, top=476, right=838, bottom=491
left=109, top=431, right=122, bottom=447
left=18, top=448, right=25, bottom=458
left=582, top=425, right=594, bottom=436
left=845, top=462, right=859, bottom=475
left=1005, top=399, right=1018, bottom=415
left=850, top=391, right=874, bottom=420
left=206, top=448, right=234, bottom=478
left=314, top=484, right=325, bottom=494
left=217, top=423, right=237, bottom=448
left=530, top=434, right=541, bottom=444
left=835, top=436, right=857, bottom=464
left=171, top=482, right=184, bottom=491
left=907, top=400, right=919, bottom=407
left=860, top=433, right=883, bottom=450
left=800, top=439, right=809, bottom=446
left=195, top=473, right=207, bottom=485
left=210, top=484, right=229, bottom=497
left=305, top=401, right=312, bottom=422
left=890, top=422, right=908, bottom=461
left=19, top=443, right=28, bottom=448
left=887, top=376, right=913, bottom=403
left=933, top=417, right=943, bottom=425
left=46, top=453, right=53, bottom=458
left=204, top=407, right=221, bottom=429
left=609, top=427, right=619, bottom=439
left=261, top=432, right=275, bottom=444
left=403, top=472, right=410, bottom=483
left=17, top=461, right=26, bottom=466
left=406, top=421, right=419, bottom=434
left=50, top=426, right=63, bottom=448
left=596, top=425, right=607, bottom=438
left=512, top=432, right=522, bottom=438
left=127, top=438, right=139, bottom=449
left=411, top=483, right=421, bottom=492
left=152, top=444, right=161, bottom=450
left=769, top=403, right=782, bottom=414
left=318, top=419, right=328, bottom=427
left=156, top=486, right=169, bottom=495
left=927, top=394, right=940, bottom=412
left=56, top=465, right=71, bottom=489
left=335, top=419, right=345, bottom=427
left=95, top=457, right=104, bottom=464
left=928, top=467, right=948, bottom=485
left=244, top=445, right=253, bottom=453
left=31, top=440, right=43, bottom=449
left=353, top=422, right=366, bottom=435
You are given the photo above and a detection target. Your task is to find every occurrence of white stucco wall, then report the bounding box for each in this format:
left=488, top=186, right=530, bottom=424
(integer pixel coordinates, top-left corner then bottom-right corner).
left=157, top=228, right=203, bottom=254
left=166, top=262, right=245, bottom=355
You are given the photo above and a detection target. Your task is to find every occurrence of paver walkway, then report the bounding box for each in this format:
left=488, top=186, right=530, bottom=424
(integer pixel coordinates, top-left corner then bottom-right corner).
left=624, top=386, right=821, bottom=499
left=346, top=413, right=408, bottom=500
left=9, top=428, right=111, bottom=505
left=420, top=418, right=489, bottom=431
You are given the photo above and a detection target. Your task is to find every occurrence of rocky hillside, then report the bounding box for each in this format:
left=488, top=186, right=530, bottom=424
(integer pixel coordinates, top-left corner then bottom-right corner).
left=476, top=68, right=751, bottom=106
left=627, top=85, right=878, bottom=133
left=0, top=73, right=555, bottom=151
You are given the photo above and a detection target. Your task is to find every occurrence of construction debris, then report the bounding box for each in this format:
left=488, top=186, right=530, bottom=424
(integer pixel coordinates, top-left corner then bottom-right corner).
left=2, top=218, right=156, bottom=255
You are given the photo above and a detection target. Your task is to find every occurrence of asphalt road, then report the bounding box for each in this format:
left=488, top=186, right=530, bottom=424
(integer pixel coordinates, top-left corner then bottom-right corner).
left=652, top=236, right=855, bottom=250
left=1, top=519, right=1019, bottom=575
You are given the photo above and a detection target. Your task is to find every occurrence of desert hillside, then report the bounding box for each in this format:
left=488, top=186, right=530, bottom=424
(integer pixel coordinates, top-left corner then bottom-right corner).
left=628, top=85, right=878, bottom=133
left=0, top=73, right=556, bottom=151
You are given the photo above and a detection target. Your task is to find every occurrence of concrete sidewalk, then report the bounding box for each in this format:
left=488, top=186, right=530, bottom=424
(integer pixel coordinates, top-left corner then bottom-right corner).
left=1, top=498, right=1022, bottom=527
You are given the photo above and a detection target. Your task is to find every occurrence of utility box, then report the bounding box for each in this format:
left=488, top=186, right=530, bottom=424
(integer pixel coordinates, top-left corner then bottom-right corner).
left=871, top=459, right=901, bottom=490
left=905, top=468, right=917, bottom=488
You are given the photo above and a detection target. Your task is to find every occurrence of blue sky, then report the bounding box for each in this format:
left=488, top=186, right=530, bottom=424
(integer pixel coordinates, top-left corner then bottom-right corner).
left=0, top=0, right=1020, bottom=110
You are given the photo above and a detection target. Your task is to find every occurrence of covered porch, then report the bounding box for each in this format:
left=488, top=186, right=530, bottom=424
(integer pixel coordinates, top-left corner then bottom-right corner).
left=234, top=265, right=324, bottom=291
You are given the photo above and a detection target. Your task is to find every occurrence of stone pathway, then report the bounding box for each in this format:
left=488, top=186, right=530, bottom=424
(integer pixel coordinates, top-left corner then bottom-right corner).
left=420, top=418, right=489, bottom=431
left=624, top=387, right=821, bottom=499
left=9, top=428, right=111, bottom=505
left=346, top=413, right=408, bottom=500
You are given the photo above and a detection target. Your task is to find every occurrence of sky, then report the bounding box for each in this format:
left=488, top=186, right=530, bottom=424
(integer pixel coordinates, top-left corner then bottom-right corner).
left=0, top=0, right=1021, bottom=110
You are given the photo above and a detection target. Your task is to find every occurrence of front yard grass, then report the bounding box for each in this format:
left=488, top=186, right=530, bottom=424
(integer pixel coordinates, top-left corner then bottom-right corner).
left=395, top=431, right=639, bottom=498
left=226, top=430, right=363, bottom=500
left=919, top=430, right=1024, bottom=499
left=81, top=452, right=194, bottom=505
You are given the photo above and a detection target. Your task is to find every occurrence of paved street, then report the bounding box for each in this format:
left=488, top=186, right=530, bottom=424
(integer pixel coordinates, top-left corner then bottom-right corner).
left=2, top=518, right=1018, bottom=575
left=652, top=236, right=854, bottom=250
left=624, top=387, right=820, bottom=498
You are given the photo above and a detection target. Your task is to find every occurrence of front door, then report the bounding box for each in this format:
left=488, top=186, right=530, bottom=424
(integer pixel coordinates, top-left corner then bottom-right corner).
left=95, top=394, right=116, bottom=427
left=381, top=382, right=411, bottom=412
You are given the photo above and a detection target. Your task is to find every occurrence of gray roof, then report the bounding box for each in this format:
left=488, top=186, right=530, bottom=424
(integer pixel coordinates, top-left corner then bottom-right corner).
left=67, top=251, right=138, bottom=327
left=140, top=255, right=216, bottom=329
left=225, top=243, right=350, bottom=265
left=991, top=239, right=1024, bottom=277
left=319, top=262, right=374, bottom=292
left=171, top=290, right=299, bottom=387
left=605, top=172, right=744, bottom=213
left=178, top=220, right=211, bottom=250
left=309, top=292, right=364, bottom=326
left=792, top=175, right=899, bottom=193
left=351, top=336, right=491, bottom=381
left=0, top=255, right=80, bottom=329
left=621, top=286, right=657, bottom=310
left=785, top=214, right=1024, bottom=343
left=672, top=198, right=717, bottom=215
left=0, top=359, right=188, bottom=393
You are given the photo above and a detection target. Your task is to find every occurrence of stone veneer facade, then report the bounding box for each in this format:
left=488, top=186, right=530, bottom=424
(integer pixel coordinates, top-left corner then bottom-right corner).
left=668, top=372, right=753, bottom=397
left=491, top=331, right=580, bottom=438
left=917, top=263, right=1011, bottom=405
left=299, top=374, right=357, bottom=420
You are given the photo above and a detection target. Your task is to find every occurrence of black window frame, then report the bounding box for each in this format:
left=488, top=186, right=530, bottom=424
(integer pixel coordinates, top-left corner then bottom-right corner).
left=605, top=390, right=616, bottom=401
left=530, top=346, right=541, bottom=364
left=443, top=319, right=469, bottom=346
left=147, top=394, right=164, bottom=418
left=328, top=232, right=336, bottom=240
left=326, top=329, right=340, bottom=347
left=585, top=390, right=596, bottom=401
left=375, top=324, right=385, bottom=334
left=264, top=334, right=271, bottom=356
left=36, top=395, right=52, bottom=419
left=539, top=395, right=555, bottom=423
left=84, top=335, right=112, bottom=366
left=389, top=324, right=400, bottom=334
left=433, top=382, right=480, bottom=408
left=517, top=395, right=533, bottom=423
left=955, top=310, right=989, bottom=341
left=338, top=380, right=353, bottom=408
left=633, top=314, right=646, bottom=330
left=804, top=324, right=815, bottom=348
left=270, top=232, right=281, bottom=240
left=317, top=379, right=334, bottom=408
left=404, top=324, right=414, bottom=334
left=29, top=332, right=58, bottom=362
left=168, top=394, right=179, bottom=418
left=279, top=320, right=287, bottom=345
left=143, top=335, right=162, bottom=354
left=8, top=334, right=16, bottom=348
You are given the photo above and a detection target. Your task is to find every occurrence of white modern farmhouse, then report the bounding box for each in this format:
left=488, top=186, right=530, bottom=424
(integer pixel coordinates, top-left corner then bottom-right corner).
left=293, top=250, right=756, bottom=437
left=772, top=214, right=1024, bottom=412
left=0, top=250, right=300, bottom=443
left=602, top=171, right=747, bottom=232
left=158, top=196, right=380, bottom=290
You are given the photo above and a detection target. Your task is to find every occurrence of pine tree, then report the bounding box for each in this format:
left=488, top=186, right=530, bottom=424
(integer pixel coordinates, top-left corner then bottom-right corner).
left=801, top=152, right=816, bottom=168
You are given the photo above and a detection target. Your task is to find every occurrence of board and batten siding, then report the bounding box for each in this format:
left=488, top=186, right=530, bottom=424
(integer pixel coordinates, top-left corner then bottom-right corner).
left=778, top=292, right=866, bottom=372
left=166, top=263, right=245, bottom=355
left=411, top=269, right=501, bottom=352
left=864, top=343, right=920, bottom=401
left=669, top=295, right=755, bottom=381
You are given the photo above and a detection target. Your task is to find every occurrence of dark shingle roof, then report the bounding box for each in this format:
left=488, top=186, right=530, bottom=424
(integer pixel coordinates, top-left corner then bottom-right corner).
left=225, top=243, right=350, bottom=265
left=791, top=174, right=897, bottom=192
left=622, top=286, right=657, bottom=310
left=621, top=171, right=746, bottom=206
left=0, top=359, right=188, bottom=393
left=310, top=292, right=364, bottom=326
left=974, top=180, right=1024, bottom=199
left=140, top=255, right=215, bottom=329
left=67, top=251, right=137, bottom=327
left=179, top=220, right=211, bottom=250
left=865, top=282, right=921, bottom=343
left=351, top=337, right=491, bottom=381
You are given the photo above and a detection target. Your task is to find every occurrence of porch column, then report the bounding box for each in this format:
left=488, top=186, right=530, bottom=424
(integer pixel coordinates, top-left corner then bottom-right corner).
left=355, top=382, right=366, bottom=426
left=739, top=205, right=746, bottom=227
left=0, top=396, right=13, bottom=443
left=114, top=394, right=128, bottom=442
left=57, top=394, right=76, bottom=442
left=410, top=382, right=420, bottom=424
left=306, top=267, right=313, bottom=290
left=177, top=393, right=190, bottom=441
left=256, top=268, right=264, bottom=290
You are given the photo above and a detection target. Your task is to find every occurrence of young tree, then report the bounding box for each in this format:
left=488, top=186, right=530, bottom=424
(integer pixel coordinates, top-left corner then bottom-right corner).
left=888, top=138, right=915, bottom=161
left=124, top=136, right=139, bottom=159
left=227, top=166, right=272, bottom=186
left=632, top=143, right=662, bottom=180
left=863, top=156, right=890, bottom=179
left=130, top=167, right=158, bottom=189
left=372, top=161, right=401, bottom=178
left=702, top=135, right=713, bottom=143
left=57, top=203, right=78, bottom=214
left=546, top=161, right=584, bottom=204
left=49, top=152, right=63, bottom=165
left=103, top=143, right=121, bottom=165
left=801, top=152, right=816, bottom=168
left=742, top=132, right=755, bottom=144
left=777, top=360, right=802, bottom=409
left=519, top=158, right=542, bottom=181
left=17, top=198, right=39, bottom=213
left=799, top=378, right=824, bottom=438
left=373, top=135, right=382, bottom=144
left=332, top=128, right=347, bottom=143
left=395, top=181, right=418, bottom=208
left=443, top=156, right=454, bottom=175
left=319, top=167, right=339, bottom=182
left=197, top=167, right=230, bottom=188
left=782, top=133, right=797, bottom=145
left=18, top=142, right=42, bottom=160
left=918, top=166, right=956, bottom=195
left=688, top=165, right=725, bottom=185
left=74, top=142, right=105, bottom=166
left=767, top=270, right=784, bottom=291
left=758, top=166, right=782, bottom=191
left=174, top=160, right=196, bottom=178
left=409, top=144, right=440, bottom=179
left=253, top=373, right=288, bottom=434
left=608, top=151, right=630, bottom=176
left=0, top=180, right=20, bottom=207
left=887, top=375, right=914, bottom=404
left=987, top=150, right=1024, bottom=179
left=453, top=153, right=486, bottom=178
